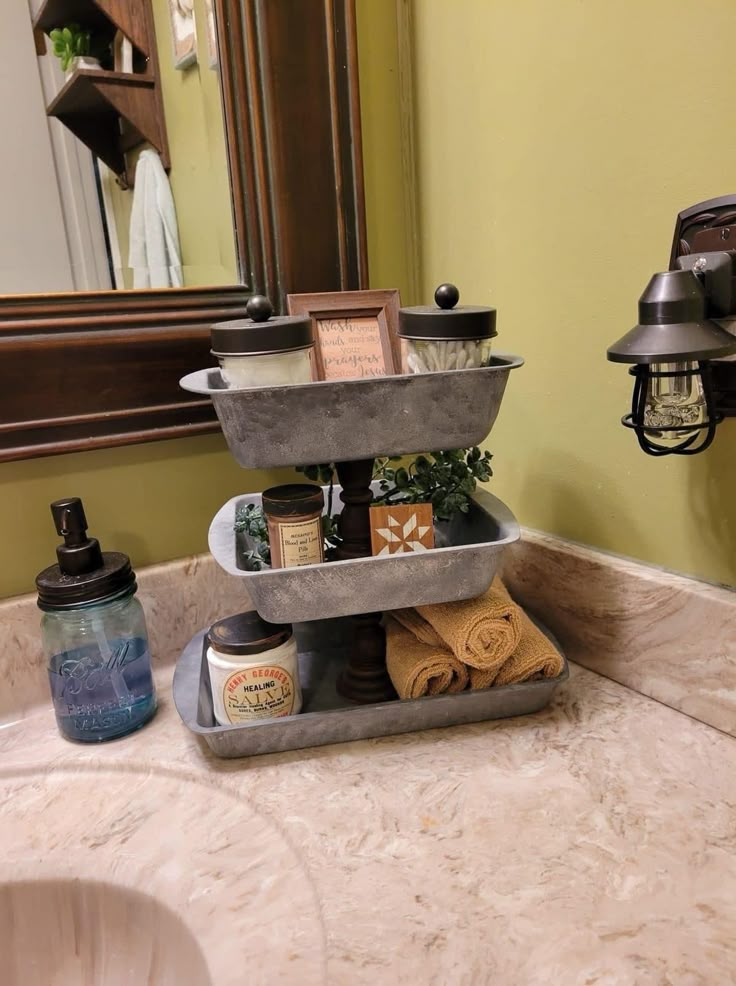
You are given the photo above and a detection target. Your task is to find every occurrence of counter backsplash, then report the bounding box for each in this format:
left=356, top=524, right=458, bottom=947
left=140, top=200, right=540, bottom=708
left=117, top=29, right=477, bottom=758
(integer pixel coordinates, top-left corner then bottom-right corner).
left=502, top=531, right=736, bottom=737
left=3, top=532, right=734, bottom=735
left=2, top=555, right=251, bottom=722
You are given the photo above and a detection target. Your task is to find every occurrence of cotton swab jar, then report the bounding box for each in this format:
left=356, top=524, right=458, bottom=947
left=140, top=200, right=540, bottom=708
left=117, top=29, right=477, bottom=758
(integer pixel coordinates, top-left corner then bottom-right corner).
left=398, top=283, right=497, bottom=374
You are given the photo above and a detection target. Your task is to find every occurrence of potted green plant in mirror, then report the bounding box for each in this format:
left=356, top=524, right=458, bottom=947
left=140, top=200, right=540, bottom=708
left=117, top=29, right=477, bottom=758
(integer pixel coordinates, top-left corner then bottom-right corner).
left=234, top=448, right=493, bottom=570
left=50, top=24, right=105, bottom=78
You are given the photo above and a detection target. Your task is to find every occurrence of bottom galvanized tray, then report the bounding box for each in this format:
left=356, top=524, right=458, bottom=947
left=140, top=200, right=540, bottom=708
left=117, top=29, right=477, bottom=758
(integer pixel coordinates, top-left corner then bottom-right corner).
left=173, top=619, right=569, bottom=758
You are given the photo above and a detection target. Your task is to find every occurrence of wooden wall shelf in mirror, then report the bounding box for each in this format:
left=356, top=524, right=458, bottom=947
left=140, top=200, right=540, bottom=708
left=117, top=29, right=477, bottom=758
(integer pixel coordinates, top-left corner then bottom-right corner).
left=34, top=0, right=169, bottom=186
left=1, top=0, right=366, bottom=463
left=34, top=1, right=153, bottom=54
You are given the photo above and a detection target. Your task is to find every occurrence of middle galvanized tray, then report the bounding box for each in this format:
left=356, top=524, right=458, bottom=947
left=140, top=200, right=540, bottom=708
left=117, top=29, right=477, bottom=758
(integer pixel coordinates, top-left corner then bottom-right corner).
left=208, top=486, right=520, bottom=623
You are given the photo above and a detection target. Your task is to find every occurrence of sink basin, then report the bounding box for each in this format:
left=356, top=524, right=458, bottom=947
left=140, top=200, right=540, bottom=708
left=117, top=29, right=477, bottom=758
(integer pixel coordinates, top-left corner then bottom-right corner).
left=0, top=767, right=325, bottom=985
left=1, top=879, right=211, bottom=986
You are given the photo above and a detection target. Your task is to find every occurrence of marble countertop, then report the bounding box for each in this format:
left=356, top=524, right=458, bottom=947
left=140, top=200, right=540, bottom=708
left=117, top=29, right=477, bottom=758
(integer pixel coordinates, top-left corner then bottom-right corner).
left=2, top=662, right=735, bottom=985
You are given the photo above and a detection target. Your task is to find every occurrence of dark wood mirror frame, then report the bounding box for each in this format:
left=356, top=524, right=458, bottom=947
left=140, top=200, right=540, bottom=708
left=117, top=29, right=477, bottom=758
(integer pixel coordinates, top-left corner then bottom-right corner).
left=0, top=0, right=367, bottom=463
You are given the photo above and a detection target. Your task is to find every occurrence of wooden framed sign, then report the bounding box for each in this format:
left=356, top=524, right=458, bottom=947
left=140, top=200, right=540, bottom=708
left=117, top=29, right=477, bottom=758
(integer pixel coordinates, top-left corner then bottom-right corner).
left=287, top=289, right=401, bottom=381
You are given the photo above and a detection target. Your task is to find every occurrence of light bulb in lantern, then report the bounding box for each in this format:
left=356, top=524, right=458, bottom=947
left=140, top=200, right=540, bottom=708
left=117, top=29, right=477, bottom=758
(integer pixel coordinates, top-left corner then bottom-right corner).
left=643, top=360, right=707, bottom=444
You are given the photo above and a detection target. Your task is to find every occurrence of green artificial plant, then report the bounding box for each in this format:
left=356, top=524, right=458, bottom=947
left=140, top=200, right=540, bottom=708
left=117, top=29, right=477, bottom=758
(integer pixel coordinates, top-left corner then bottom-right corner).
left=233, top=502, right=271, bottom=571
left=373, top=448, right=493, bottom=521
left=234, top=448, right=493, bottom=569
left=50, top=24, right=91, bottom=72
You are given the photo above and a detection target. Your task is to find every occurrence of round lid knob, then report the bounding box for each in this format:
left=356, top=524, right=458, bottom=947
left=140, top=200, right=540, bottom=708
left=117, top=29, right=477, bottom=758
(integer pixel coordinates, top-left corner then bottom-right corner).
left=398, top=283, right=497, bottom=341
left=434, top=283, right=460, bottom=310
left=246, top=295, right=273, bottom=322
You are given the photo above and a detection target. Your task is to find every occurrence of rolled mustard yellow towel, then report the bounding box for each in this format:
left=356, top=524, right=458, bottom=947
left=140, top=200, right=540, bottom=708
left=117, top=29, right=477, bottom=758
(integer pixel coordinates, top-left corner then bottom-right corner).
left=390, top=607, right=444, bottom=648
left=412, top=577, right=522, bottom=671
left=385, top=616, right=469, bottom=699
left=470, top=607, right=564, bottom=690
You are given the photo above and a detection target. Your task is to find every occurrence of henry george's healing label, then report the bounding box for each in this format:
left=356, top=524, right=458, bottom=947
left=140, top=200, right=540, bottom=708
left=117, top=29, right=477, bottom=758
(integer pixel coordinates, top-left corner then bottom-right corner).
left=223, top=664, right=296, bottom=722
left=278, top=518, right=323, bottom=567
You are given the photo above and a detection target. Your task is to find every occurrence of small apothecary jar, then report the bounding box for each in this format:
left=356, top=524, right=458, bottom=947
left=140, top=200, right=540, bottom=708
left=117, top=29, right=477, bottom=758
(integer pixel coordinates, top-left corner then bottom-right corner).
left=211, top=295, right=314, bottom=389
left=262, top=484, right=325, bottom=569
left=398, top=283, right=497, bottom=373
left=206, top=611, right=302, bottom=724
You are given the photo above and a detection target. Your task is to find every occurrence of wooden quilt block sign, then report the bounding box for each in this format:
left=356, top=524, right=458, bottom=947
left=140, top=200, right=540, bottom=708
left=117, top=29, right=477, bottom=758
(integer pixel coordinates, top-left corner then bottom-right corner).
left=369, top=503, right=435, bottom=556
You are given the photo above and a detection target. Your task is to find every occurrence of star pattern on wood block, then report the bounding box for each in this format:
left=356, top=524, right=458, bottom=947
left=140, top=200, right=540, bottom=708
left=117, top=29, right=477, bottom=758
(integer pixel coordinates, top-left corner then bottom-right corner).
left=369, top=503, right=435, bottom=556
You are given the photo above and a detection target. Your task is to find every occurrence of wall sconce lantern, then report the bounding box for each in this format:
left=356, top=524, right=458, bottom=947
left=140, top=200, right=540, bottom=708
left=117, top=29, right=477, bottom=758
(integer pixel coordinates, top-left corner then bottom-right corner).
left=608, top=195, right=736, bottom=455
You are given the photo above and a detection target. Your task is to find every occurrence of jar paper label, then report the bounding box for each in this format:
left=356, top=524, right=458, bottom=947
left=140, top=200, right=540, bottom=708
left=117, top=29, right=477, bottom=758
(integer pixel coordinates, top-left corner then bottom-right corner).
left=223, top=665, right=296, bottom=722
left=278, top=519, right=323, bottom=567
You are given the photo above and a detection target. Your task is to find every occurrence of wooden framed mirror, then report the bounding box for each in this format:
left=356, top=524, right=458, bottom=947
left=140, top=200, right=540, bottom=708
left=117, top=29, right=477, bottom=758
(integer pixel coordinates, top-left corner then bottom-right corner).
left=0, top=0, right=366, bottom=462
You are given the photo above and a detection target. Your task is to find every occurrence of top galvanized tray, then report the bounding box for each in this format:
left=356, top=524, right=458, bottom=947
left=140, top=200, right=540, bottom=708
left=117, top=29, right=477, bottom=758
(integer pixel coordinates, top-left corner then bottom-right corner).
left=180, top=355, right=523, bottom=469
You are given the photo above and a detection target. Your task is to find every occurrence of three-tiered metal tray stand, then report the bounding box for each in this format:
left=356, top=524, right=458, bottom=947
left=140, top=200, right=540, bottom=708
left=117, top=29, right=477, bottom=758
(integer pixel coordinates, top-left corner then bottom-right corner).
left=173, top=356, right=568, bottom=758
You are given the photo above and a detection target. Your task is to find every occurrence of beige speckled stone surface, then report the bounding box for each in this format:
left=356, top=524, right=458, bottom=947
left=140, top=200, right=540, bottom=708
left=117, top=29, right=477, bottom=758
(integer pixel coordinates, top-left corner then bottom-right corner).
left=2, top=543, right=736, bottom=982
left=1, top=666, right=735, bottom=984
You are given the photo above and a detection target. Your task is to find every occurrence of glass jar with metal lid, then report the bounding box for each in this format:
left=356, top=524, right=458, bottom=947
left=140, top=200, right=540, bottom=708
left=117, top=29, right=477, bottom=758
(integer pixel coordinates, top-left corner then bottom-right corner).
left=206, top=611, right=302, bottom=724
left=398, top=283, right=497, bottom=373
left=211, top=294, right=315, bottom=389
left=262, top=483, right=325, bottom=569
left=36, top=497, right=157, bottom=743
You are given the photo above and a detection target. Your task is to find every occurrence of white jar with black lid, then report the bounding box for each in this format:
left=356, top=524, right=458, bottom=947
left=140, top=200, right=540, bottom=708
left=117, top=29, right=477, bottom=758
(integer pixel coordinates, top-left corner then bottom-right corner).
left=211, top=295, right=315, bottom=389
left=206, top=611, right=302, bottom=725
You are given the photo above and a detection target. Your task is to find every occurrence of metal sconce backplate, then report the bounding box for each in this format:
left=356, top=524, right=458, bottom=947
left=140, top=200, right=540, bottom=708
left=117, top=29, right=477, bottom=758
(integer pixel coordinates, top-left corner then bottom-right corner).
left=670, top=194, right=736, bottom=415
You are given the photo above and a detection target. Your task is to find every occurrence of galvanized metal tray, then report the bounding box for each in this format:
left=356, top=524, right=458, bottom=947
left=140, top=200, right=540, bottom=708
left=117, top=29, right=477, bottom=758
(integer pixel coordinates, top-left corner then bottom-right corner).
left=180, top=355, right=523, bottom=469
left=208, top=486, right=520, bottom=623
left=173, top=618, right=569, bottom=759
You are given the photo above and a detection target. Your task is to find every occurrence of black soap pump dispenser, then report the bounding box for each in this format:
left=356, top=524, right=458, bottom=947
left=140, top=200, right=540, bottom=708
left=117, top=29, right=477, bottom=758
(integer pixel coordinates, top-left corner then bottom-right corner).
left=36, top=498, right=157, bottom=743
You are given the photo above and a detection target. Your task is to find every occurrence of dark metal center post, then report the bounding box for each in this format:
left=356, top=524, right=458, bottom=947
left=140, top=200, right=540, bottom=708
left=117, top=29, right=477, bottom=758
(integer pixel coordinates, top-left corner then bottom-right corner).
left=334, top=458, right=396, bottom=703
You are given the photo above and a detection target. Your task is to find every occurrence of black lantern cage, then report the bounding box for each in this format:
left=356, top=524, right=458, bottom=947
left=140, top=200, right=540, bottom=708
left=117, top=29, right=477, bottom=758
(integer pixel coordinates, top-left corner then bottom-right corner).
left=623, top=361, right=721, bottom=456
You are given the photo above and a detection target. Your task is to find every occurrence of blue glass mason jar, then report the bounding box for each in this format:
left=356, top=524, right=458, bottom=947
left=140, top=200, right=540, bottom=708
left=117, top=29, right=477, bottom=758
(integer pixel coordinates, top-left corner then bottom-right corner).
left=36, top=498, right=157, bottom=743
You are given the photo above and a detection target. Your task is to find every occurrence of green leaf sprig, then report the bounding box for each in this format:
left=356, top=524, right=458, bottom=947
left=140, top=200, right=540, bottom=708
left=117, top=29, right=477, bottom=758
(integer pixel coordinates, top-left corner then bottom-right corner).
left=373, top=448, right=493, bottom=521
left=296, top=448, right=493, bottom=525
left=233, top=502, right=271, bottom=571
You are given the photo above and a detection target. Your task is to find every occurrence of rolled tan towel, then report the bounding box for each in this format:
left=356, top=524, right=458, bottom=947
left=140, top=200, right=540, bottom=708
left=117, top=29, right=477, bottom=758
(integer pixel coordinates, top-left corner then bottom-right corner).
left=390, top=607, right=444, bottom=648
left=470, top=607, right=564, bottom=689
left=397, top=577, right=522, bottom=671
left=385, top=616, right=469, bottom=699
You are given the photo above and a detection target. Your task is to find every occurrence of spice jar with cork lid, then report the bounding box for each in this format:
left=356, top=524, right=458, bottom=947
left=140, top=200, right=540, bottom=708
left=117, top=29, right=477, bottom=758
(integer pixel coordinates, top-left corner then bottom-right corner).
left=262, top=483, right=325, bottom=569
left=398, top=283, right=497, bottom=373
left=206, top=612, right=302, bottom=724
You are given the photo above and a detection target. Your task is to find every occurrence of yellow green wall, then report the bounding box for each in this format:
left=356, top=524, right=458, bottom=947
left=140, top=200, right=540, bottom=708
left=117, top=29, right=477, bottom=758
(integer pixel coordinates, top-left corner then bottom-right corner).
left=6, top=1, right=736, bottom=598
left=412, top=0, right=736, bottom=587
left=356, top=0, right=416, bottom=303
left=0, top=1, right=407, bottom=599
left=106, top=0, right=237, bottom=287
left=0, top=438, right=292, bottom=597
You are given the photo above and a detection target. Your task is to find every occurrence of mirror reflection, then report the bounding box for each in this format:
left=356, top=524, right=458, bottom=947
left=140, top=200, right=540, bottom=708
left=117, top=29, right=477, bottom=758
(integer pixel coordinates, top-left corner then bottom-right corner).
left=4, top=0, right=238, bottom=293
